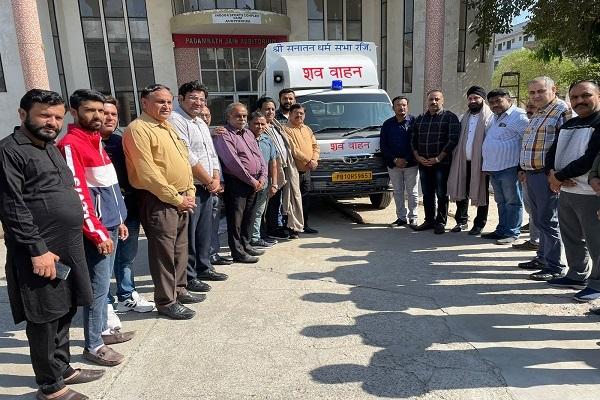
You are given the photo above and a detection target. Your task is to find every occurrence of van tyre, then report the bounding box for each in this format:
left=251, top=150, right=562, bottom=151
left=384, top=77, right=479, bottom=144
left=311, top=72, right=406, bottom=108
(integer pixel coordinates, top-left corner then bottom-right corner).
left=369, top=192, right=393, bottom=209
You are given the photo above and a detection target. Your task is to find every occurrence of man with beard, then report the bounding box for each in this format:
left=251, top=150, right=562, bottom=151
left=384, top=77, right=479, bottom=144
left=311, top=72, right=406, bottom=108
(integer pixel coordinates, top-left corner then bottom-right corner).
left=545, top=81, right=600, bottom=303
left=58, top=89, right=133, bottom=367
left=481, top=89, right=529, bottom=244
left=411, top=90, right=460, bottom=234
left=275, top=88, right=295, bottom=123
left=0, top=89, right=101, bottom=400
left=448, top=86, right=493, bottom=236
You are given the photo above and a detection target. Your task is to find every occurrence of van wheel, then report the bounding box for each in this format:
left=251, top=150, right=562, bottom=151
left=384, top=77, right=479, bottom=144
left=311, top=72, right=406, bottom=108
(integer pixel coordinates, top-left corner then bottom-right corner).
left=369, top=192, right=393, bottom=209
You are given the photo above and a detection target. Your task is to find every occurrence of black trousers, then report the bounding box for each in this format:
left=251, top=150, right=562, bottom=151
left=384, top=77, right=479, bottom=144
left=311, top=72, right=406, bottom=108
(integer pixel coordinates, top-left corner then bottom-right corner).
left=265, top=188, right=283, bottom=234
left=25, top=307, right=77, bottom=394
left=455, top=160, right=489, bottom=228
left=223, top=174, right=258, bottom=258
left=299, top=171, right=311, bottom=228
left=187, top=185, right=213, bottom=281
left=419, top=163, right=451, bottom=226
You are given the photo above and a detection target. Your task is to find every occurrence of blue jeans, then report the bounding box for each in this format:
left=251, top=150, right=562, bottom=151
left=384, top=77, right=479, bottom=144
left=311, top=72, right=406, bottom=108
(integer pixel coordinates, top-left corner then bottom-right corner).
left=111, top=216, right=140, bottom=302
left=84, top=228, right=119, bottom=350
left=251, top=187, right=269, bottom=241
left=489, top=166, right=523, bottom=237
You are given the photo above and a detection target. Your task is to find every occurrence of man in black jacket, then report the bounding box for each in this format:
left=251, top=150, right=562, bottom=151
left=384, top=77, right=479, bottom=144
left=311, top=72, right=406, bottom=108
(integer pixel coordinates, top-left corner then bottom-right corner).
left=411, top=90, right=460, bottom=234
left=0, top=89, right=101, bottom=400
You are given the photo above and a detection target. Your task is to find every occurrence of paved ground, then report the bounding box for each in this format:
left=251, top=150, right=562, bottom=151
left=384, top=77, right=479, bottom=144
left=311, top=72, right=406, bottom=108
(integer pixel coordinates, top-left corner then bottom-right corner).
left=1, top=198, right=599, bottom=399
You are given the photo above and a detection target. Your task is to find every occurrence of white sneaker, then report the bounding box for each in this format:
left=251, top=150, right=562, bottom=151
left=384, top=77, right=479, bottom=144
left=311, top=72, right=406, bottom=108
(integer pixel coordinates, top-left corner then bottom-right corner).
left=116, top=291, right=155, bottom=313
left=106, top=304, right=122, bottom=330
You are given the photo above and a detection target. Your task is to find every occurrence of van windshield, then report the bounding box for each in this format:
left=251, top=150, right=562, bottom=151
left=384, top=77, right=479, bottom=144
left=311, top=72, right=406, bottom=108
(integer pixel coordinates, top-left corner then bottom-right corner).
left=297, top=93, right=392, bottom=135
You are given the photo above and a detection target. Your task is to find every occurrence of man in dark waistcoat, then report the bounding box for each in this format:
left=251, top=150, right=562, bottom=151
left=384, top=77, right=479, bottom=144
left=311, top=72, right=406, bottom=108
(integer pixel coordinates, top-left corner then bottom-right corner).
left=0, top=89, right=102, bottom=400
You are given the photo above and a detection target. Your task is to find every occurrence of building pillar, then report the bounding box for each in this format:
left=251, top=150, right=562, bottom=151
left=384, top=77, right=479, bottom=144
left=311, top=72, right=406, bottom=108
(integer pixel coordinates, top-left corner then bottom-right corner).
left=11, top=0, right=50, bottom=90
left=423, top=0, right=444, bottom=104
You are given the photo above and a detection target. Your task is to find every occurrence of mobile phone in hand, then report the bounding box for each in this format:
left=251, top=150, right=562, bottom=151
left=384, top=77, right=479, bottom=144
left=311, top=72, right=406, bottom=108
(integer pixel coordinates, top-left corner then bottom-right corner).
left=55, top=261, right=71, bottom=280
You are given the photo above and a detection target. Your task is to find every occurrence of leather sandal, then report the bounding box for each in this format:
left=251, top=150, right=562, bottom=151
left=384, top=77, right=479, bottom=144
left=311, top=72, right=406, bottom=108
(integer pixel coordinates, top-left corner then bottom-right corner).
left=36, top=388, right=89, bottom=400
left=63, top=368, right=105, bottom=384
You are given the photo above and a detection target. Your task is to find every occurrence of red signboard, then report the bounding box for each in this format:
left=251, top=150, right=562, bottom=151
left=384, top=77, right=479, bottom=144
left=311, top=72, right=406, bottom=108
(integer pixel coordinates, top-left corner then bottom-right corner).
left=173, top=34, right=287, bottom=48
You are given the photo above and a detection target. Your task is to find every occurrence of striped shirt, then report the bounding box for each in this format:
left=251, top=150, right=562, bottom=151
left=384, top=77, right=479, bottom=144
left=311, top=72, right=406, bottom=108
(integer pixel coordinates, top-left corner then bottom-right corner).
left=520, top=97, right=570, bottom=170
left=482, top=105, right=529, bottom=172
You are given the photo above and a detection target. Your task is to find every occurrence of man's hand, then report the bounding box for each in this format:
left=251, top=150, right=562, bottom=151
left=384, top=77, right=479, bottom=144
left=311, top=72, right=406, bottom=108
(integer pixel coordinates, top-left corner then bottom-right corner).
left=212, top=126, right=227, bottom=135
left=268, top=185, right=277, bottom=198
left=206, top=179, right=220, bottom=194
left=518, top=170, right=526, bottom=183
left=548, top=170, right=562, bottom=193
left=394, top=158, right=408, bottom=168
left=253, top=179, right=263, bottom=192
left=415, top=154, right=429, bottom=166
left=177, top=195, right=197, bottom=212
left=31, top=251, right=59, bottom=280
left=118, top=224, right=129, bottom=241
left=590, top=177, right=600, bottom=195
left=97, top=238, right=114, bottom=255
left=306, top=160, right=318, bottom=171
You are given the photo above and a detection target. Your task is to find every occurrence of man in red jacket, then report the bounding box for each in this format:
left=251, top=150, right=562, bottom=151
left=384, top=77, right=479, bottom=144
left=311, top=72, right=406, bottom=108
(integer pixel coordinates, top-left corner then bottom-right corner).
left=57, top=89, right=133, bottom=367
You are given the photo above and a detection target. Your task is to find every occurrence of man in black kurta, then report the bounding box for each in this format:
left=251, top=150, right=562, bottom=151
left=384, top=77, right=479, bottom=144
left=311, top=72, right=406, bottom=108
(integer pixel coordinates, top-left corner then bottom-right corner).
left=0, top=89, right=101, bottom=400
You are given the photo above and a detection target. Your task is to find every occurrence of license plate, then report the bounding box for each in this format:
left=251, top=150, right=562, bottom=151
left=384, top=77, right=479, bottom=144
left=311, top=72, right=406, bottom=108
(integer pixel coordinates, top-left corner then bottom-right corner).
left=331, top=171, right=373, bottom=182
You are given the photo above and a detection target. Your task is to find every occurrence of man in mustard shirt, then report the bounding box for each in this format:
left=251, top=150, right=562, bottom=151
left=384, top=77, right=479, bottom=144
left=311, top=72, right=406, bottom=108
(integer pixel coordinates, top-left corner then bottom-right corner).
left=123, top=84, right=204, bottom=320
left=283, top=103, right=320, bottom=234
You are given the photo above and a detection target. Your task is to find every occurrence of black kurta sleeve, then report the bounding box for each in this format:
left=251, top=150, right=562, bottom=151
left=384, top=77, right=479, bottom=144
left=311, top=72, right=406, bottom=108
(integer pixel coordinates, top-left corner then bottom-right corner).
left=0, top=148, right=48, bottom=257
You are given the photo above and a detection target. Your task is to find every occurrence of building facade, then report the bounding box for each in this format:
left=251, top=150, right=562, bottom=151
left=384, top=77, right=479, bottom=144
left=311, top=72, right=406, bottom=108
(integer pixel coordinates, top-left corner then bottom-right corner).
left=493, top=21, right=535, bottom=69
left=1, top=0, right=492, bottom=129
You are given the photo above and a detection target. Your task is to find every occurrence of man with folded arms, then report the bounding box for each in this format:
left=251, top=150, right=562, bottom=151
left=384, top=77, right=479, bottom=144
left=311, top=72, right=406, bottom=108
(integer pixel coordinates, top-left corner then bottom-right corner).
left=123, top=84, right=203, bottom=320
left=481, top=89, right=529, bottom=245
left=544, top=80, right=600, bottom=303
left=170, top=81, right=228, bottom=292
left=213, top=103, right=267, bottom=263
left=0, top=89, right=100, bottom=400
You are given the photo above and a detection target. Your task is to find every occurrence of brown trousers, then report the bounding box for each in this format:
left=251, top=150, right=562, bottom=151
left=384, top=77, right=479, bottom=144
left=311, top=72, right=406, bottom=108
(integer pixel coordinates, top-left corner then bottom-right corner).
left=138, top=190, right=189, bottom=308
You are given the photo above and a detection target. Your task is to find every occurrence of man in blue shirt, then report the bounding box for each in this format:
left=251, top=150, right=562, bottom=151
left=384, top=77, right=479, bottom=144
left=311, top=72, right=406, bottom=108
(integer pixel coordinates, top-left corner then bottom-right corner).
left=380, top=96, right=418, bottom=226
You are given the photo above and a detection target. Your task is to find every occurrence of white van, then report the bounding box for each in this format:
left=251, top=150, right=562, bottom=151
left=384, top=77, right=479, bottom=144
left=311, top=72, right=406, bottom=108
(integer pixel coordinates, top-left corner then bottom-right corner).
left=257, top=41, right=393, bottom=208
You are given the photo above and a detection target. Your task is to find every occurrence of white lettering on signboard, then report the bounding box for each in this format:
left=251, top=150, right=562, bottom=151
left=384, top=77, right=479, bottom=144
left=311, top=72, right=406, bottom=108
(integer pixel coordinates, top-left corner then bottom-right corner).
left=212, top=12, right=261, bottom=24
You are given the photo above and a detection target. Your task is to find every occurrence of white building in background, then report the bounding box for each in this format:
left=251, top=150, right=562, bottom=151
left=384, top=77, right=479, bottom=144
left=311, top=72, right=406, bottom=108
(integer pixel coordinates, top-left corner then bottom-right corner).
left=493, top=21, right=535, bottom=69
left=1, top=0, right=493, bottom=131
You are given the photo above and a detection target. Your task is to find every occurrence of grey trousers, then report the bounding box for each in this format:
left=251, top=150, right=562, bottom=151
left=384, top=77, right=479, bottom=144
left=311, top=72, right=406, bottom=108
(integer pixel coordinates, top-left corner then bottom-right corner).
left=559, top=191, right=600, bottom=290
left=525, top=171, right=565, bottom=273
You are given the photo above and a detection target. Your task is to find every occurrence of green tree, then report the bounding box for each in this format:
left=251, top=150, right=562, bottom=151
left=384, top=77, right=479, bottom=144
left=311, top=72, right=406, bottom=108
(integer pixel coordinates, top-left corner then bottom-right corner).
left=492, top=49, right=576, bottom=104
left=468, top=0, right=600, bottom=62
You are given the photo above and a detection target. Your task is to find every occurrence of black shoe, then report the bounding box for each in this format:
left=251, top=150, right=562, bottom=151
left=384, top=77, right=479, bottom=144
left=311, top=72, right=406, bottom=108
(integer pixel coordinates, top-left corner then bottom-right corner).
left=233, top=254, right=259, bottom=263
left=518, top=259, right=545, bottom=270
left=288, top=231, right=299, bottom=239
left=521, top=223, right=530, bottom=233
left=177, top=292, right=206, bottom=304
left=434, top=224, right=446, bottom=234
left=245, top=246, right=265, bottom=256
left=450, top=223, right=468, bottom=233
left=187, top=278, right=211, bottom=292
left=481, top=231, right=507, bottom=240
left=303, top=227, right=319, bottom=234
left=267, top=228, right=289, bottom=239
left=529, top=269, right=562, bottom=281
left=468, top=226, right=483, bottom=236
left=157, top=302, right=195, bottom=320
left=211, top=255, right=233, bottom=265
left=412, top=222, right=434, bottom=231
left=512, top=241, right=539, bottom=251
left=196, top=269, right=229, bottom=281
left=390, top=219, right=407, bottom=227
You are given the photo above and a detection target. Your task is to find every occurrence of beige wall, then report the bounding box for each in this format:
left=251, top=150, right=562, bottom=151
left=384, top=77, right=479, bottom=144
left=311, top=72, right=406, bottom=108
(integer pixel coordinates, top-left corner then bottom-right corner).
left=287, top=0, right=308, bottom=41
left=148, top=1, right=177, bottom=91
left=57, top=0, right=91, bottom=93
